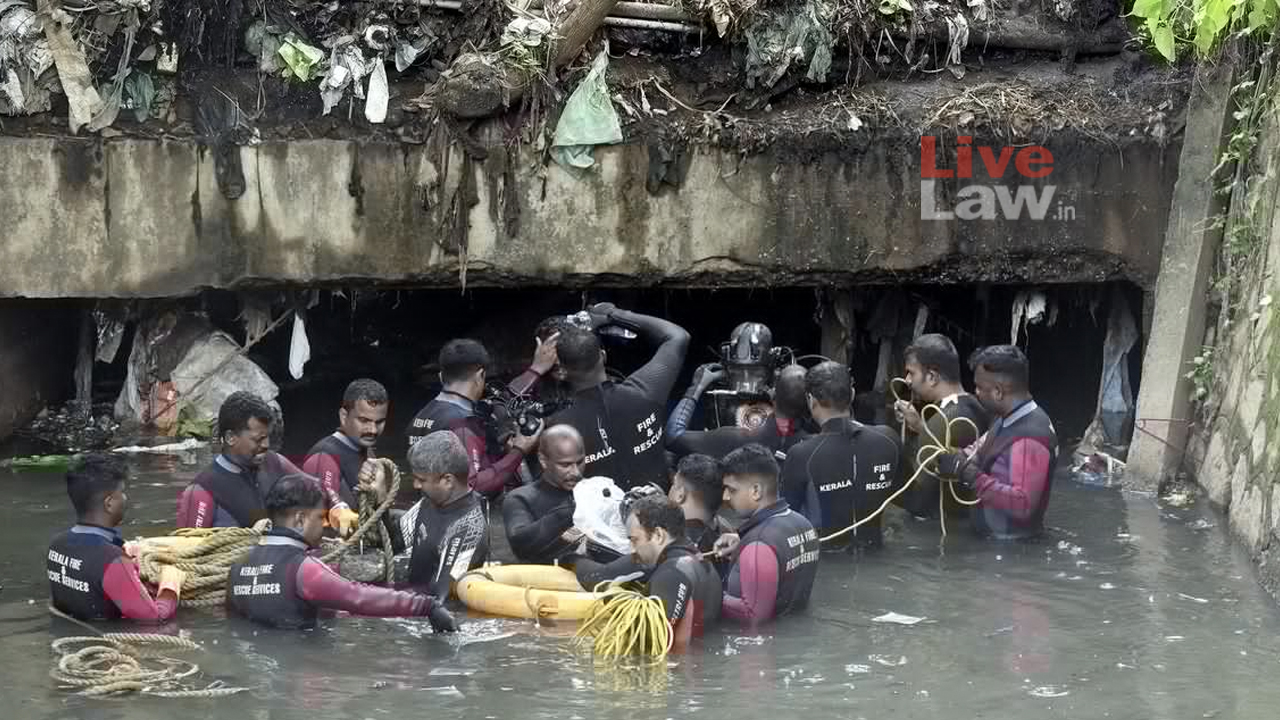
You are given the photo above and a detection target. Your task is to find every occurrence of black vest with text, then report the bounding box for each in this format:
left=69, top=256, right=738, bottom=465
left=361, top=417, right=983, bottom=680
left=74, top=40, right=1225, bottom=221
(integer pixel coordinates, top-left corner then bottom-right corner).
left=972, top=401, right=1058, bottom=540
left=306, top=433, right=366, bottom=507
left=227, top=530, right=315, bottom=628
left=192, top=455, right=283, bottom=528
left=728, top=501, right=819, bottom=617
left=47, top=526, right=124, bottom=621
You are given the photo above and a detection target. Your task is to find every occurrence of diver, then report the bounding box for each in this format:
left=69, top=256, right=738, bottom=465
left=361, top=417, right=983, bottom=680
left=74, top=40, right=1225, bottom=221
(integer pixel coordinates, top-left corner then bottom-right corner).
left=406, top=338, right=552, bottom=499
left=892, top=334, right=991, bottom=520
left=301, top=379, right=403, bottom=551
left=713, top=444, right=819, bottom=627
left=404, top=432, right=489, bottom=598
left=502, top=424, right=588, bottom=564
left=548, top=303, right=690, bottom=490
left=178, top=391, right=302, bottom=528
left=227, top=474, right=458, bottom=631
left=625, top=494, right=723, bottom=648
left=574, top=453, right=728, bottom=589
left=934, top=345, right=1058, bottom=540
left=48, top=453, right=186, bottom=622
left=781, top=361, right=903, bottom=549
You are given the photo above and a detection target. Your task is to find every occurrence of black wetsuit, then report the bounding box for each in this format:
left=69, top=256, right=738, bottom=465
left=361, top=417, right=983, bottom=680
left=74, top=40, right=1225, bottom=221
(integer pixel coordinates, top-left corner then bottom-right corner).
left=407, top=491, right=490, bottom=598
left=648, top=542, right=723, bottom=641
left=668, top=414, right=809, bottom=460
left=501, top=480, right=577, bottom=564
left=573, top=517, right=728, bottom=590
left=900, top=393, right=991, bottom=519
left=548, top=310, right=689, bottom=490
left=781, top=418, right=903, bottom=549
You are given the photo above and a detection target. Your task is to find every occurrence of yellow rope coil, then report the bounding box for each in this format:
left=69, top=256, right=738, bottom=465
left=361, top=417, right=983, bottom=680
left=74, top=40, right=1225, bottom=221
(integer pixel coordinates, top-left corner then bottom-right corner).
left=572, top=584, right=672, bottom=664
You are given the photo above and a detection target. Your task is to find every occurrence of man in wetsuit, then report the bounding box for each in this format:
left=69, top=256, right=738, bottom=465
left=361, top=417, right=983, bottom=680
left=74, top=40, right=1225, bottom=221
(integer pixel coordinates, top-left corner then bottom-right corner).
left=713, top=444, right=818, bottom=627
left=407, top=337, right=555, bottom=498
left=549, top=303, right=690, bottom=490
left=781, top=361, right=903, bottom=549
left=302, top=379, right=403, bottom=551
left=178, top=391, right=301, bottom=528
left=626, top=495, right=723, bottom=648
left=893, top=334, right=991, bottom=520
left=404, top=431, right=489, bottom=598
left=935, top=345, right=1058, bottom=540
left=666, top=364, right=810, bottom=460
left=575, top=453, right=728, bottom=589
left=48, top=454, right=186, bottom=622
left=502, top=425, right=587, bottom=564
left=227, top=474, right=458, bottom=631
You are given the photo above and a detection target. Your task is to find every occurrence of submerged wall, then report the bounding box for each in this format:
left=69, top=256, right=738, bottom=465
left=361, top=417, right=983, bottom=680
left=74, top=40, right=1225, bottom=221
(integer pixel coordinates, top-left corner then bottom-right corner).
left=0, top=132, right=1179, bottom=298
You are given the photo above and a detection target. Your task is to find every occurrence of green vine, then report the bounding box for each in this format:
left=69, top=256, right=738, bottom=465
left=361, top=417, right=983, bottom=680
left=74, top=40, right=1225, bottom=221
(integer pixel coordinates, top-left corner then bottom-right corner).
left=1128, top=0, right=1279, bottom=62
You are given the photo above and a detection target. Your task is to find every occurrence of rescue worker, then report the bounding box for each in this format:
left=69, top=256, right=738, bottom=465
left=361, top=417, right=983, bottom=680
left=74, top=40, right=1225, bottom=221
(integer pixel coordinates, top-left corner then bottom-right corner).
left=893, top=334, right=991, bottom=520
left=405, top=432, right=489, bottom=598
left=781, top=361, right=902, bottom=549
left=935, top=345, right=1058, bottom=540
left=302, top=379, right=403, bottom=552
left=178, top=391, right=301, bottom=528
left=406, top=337, right=555, bottom=498
left=227, top=474, right=458, bottom=631
left=713, top=444, right=819, bottom=627
left=502, top=424, right=587, bottom=564
left=549, top=303, right=690, bottom=490
left=574, top=453, right=728, bottom=589
left=666, top=363, right=810, bottom=459
left=626, top=495, right=723, bottom=648
left=48, top=454, right=186, bottom=622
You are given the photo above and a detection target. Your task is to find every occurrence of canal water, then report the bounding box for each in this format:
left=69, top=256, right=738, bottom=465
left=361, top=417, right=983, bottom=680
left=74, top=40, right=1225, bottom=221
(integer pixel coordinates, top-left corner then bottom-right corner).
left=1, top=448, right=1277, bottom=720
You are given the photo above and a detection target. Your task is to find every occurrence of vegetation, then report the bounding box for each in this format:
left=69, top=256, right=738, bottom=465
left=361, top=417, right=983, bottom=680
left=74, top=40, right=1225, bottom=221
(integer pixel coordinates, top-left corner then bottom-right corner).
left=1129, top=0, right=1279, bottom=62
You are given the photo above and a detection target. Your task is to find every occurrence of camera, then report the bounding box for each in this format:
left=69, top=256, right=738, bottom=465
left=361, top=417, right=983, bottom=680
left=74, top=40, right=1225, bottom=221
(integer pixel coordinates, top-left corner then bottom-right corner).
left=478, top=383, right=569, bottom=442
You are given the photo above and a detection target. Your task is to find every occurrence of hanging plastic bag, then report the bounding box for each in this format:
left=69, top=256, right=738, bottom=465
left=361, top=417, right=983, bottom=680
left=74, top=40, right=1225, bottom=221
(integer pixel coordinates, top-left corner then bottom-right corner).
left=572, top=476, right=632, bottom=556
left=288, top=311, right=311, bottom=380
left=551, top=51, right=622, bottom=169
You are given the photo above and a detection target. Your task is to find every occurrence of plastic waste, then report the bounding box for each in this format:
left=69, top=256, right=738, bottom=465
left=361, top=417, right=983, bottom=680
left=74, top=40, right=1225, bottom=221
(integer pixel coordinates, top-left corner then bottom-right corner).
left=277, top=35, right=324, bottom=82
left=365, top=59, right=388, bottom=124
left=288, top=311, right=311, bottom=380
left=551, top=51, right=623, bottom=169
left=743, top=0, right=835, bottom=89
left=572, top=476, right=632, bottom=556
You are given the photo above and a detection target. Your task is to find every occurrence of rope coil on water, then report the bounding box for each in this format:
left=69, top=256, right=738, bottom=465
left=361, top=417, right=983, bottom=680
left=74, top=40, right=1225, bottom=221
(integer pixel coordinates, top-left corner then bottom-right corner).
left=48, top=606, right=247, bottom=698
left=572, top=583, right=673, bottom=665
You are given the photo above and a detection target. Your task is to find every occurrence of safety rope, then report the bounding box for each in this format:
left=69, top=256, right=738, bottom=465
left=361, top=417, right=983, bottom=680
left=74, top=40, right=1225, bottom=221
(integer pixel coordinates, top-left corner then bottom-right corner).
left=572, top=583, right=673, bottom=664
left=48, top=605, right=247, bottom=698
left=318, top=458, right=401, bottom=580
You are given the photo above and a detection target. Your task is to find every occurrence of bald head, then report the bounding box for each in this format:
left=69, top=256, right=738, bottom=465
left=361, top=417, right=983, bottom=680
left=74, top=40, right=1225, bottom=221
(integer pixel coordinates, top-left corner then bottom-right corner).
left=539, top=424, right=585, bottom=490
left=773, top=364, right=808, bottom=419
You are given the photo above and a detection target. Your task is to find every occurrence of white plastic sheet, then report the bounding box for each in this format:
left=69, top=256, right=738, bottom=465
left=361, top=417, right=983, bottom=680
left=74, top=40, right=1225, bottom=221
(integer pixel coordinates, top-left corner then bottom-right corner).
left=572, top=476, right=632, bottom=555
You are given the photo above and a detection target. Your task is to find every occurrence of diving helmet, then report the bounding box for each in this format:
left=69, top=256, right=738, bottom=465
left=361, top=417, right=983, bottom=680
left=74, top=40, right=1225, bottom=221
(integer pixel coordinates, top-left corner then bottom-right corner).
left=720, top=322, right=774, bottom=398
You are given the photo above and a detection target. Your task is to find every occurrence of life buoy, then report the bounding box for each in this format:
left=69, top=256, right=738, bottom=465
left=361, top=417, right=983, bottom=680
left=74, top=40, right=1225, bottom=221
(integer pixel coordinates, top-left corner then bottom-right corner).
left=456, top=564, right=604, bottom=620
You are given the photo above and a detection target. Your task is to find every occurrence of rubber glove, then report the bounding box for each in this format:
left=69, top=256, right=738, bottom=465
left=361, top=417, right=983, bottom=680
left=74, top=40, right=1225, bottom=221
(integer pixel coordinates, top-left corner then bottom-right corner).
left=426, top=599, right=459, bottom=632
left=691, top=362, right=726, bottom=392
left=935, top=453, right=978, bottom=488
left=329, top=507, right=361, bottom=537
left=158, top=566, right=187, bottom=600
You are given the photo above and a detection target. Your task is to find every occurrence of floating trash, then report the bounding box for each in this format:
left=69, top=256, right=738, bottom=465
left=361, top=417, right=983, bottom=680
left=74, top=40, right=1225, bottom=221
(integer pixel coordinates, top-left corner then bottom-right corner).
left=1178, top=593, right=1209, bottom=604
left=872, top=612, right=926, bottom=625
left=869, top=654, right=908, bottom=667
left=845, top=664, right=871, bottom=674
left=1028, top=685, right=1070, bottom=698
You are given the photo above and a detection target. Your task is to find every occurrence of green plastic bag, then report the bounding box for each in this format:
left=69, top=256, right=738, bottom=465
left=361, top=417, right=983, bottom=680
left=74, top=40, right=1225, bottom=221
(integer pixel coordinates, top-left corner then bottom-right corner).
left=552, top=51, right=623, bottom=169
left=278, top=35, right=325, bottom=82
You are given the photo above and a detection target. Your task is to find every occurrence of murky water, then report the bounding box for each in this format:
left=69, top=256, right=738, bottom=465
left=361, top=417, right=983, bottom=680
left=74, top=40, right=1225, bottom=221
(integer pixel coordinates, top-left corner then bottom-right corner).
left=1, top=448, right=1277, bottom=720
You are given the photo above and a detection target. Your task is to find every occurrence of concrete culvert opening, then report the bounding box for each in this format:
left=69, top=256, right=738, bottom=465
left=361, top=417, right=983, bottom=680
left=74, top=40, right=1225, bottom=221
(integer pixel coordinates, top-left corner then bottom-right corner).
left=0, top=283, right=1139, bottom=458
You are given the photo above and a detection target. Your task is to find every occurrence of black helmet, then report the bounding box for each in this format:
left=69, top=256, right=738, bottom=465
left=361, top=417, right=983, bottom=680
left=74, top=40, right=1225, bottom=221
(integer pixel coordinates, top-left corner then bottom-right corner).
left=722, top=322, right=773, bottom=366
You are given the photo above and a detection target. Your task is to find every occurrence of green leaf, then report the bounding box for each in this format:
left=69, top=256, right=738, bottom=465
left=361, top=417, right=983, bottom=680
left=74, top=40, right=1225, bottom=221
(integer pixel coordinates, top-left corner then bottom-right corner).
left=1153, top=23, right=1176, bottom=61
left=1129, top=0, right=1166, bottom=20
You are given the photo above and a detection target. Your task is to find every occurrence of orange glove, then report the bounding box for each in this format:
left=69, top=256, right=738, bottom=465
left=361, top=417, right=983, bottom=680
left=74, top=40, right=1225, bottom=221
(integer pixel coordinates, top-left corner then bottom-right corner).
left=158, top=566, right=186, bottom=600
left=329, top=507, right=360, bottom=537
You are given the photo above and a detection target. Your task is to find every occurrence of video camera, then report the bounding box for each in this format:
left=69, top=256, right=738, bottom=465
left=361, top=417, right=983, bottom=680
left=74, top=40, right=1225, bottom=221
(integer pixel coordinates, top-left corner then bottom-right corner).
left=475, top=383, right=571, bottom=447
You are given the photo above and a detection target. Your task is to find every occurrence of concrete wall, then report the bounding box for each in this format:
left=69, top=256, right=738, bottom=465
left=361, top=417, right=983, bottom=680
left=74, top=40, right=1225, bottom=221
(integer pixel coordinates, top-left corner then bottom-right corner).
left=0, top=133, right=1179, bottom=298
left=1185, top=81, right=1280, bottom=598
left=0, top=301, right=79, bottom=440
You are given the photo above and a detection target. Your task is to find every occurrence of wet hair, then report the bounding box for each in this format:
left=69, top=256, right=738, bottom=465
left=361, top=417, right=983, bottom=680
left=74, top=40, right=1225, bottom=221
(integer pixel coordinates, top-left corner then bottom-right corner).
left=805, top=361, right=853, bottom=409
left=264, top=474, right=326, bottom=517
left=536, top=315, right=571, bottom=341
left=773, top=365, right=808, bottom=419
left=408, top=431, right=471, bottom=479
left=439, top=339, right=490, bottom=383
left=969, top=344, right=1031, bottom=391
left=556, top=328, right=602, bottom=375
left=66, top=453, right=127, bottom=517
left=629, top=494, right=686, bottom=540
left=342, top=378, right=388, bottom=410
left=676, top=454, right=723, bottom=513
left=905, top=334, right=962, bottom=383
left=218, top=391, right=274, bottom=440
left=720, top=443, right=779, bottom=495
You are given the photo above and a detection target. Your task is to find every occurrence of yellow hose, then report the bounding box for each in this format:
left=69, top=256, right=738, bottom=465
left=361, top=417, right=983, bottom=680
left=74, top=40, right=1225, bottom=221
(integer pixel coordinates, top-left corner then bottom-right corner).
left=572, top=583, right=673, bottom=665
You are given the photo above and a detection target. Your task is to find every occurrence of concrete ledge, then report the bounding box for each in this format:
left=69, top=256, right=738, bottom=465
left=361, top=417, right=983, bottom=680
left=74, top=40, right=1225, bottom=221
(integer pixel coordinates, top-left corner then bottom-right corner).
left=0, top=135, right=1179, bottom=298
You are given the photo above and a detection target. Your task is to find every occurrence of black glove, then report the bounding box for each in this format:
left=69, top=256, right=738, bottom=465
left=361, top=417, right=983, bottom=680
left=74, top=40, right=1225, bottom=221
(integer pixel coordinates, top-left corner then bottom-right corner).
left=691, top=363, right=726, bottom=392
left=935, top=452, right=977, bottom=487
left=587, top=302, right=619, bottom=329
left=426, top=598, right=459, bottom=632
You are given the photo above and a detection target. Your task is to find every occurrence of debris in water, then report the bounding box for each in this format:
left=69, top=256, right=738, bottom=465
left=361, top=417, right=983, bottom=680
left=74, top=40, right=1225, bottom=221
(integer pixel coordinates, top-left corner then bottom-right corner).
left=872, top=612, right=925, bottom=625
left=1056, top=540, right=1084, bottom=556
left=1161, top=490, right=1193, bottom=507
left=1177, top=593, right=1209, bottom=604
left=1190, top=519, right=1215, bottom=530
left=421, top=685, right=464, bottom=697
left=1029, top=685, right=1070, bottom=698
left=845, top=664, right=871, bottom=674
left=111, top=438, right=207, bottom=455
left=869, top=654, right=908, bottom=667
